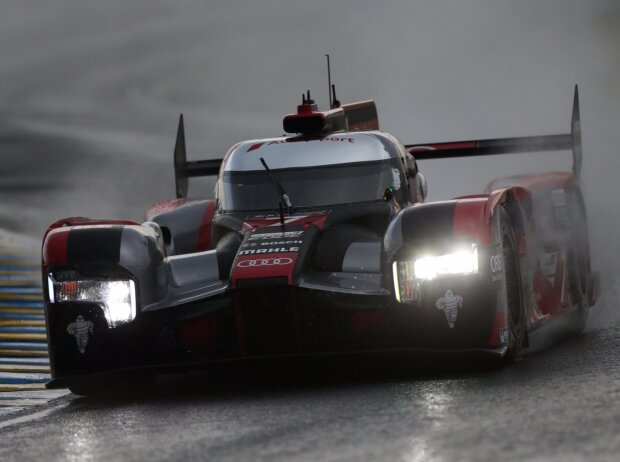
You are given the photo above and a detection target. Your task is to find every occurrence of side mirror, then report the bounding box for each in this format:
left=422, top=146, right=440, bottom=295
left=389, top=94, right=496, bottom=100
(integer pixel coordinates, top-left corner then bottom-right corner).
left=405, top=154, right=417, bottom=177
left=417, top=173, right=428, bottom=200
left=383, top=186, right=395, bottom=202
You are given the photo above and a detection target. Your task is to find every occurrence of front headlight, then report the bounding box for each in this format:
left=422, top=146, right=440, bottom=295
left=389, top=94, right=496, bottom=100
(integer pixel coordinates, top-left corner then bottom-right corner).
left=48, top=276, right=136, bottom=328
left=413, top=245, right=478, bottom=281
left=393, top=244, right=478, bottom=302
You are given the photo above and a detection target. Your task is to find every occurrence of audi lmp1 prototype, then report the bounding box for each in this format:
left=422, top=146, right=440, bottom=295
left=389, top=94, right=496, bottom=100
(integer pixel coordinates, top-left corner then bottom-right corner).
left=42, top=85, right=599, bottom=395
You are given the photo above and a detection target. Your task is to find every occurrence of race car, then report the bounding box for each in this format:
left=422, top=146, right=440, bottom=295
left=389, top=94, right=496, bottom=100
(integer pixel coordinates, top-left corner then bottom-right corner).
left=42, top=86, right=599, bottom=395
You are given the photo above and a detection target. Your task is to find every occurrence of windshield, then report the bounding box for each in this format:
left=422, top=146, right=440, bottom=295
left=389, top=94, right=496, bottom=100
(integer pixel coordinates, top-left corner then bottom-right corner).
left=218, top=160, right=404, bottom=211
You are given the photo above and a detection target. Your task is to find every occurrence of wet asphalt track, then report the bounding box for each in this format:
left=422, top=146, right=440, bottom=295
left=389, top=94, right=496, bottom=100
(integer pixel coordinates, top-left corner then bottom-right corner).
left=1, top=1, right=620, bottom=460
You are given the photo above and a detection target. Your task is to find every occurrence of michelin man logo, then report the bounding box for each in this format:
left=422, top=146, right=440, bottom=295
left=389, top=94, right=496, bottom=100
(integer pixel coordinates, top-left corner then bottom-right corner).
left=499, top=327, right=509, bottom=344
left=435, top=290, right=463, bottom=328
left=66, top=315, right=94, bottom=354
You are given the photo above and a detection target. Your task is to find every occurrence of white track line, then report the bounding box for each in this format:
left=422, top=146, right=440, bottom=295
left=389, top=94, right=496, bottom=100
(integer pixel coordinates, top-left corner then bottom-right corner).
left=0, top=372, right=51, bottom=380
left=0, top=390, right=68, bottom=400
left=0, top=403, right=69, bottom=429
left=0, top=357, right=49, bottom=364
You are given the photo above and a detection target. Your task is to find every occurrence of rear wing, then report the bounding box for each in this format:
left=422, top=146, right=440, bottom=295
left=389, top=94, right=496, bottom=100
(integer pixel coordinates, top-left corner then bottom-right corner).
left=406, top=86, right=583, bottom=182
left=173, top=115, right=223, bottom=198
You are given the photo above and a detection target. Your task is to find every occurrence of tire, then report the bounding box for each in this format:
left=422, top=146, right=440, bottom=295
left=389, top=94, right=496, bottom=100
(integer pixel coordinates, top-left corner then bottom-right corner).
left=500, top=208, right=526, bottom=361
left=566, top=237, right=588, bottom=333
left=566, top=189, right=591, bottom=333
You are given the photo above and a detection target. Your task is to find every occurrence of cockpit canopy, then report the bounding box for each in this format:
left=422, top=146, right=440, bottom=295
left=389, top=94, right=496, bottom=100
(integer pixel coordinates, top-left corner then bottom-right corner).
left=217, top=132, right=408, bottom=212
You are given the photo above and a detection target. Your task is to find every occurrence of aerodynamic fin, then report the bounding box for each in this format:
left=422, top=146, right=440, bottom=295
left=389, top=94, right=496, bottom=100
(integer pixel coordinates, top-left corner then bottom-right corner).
left=174, top=114, right=188, bottom=199
left=173, top=114, right=223, bottom=199
left=571, top=85, right=582, bottom=181
left=406, top=86, right=583, bottom=183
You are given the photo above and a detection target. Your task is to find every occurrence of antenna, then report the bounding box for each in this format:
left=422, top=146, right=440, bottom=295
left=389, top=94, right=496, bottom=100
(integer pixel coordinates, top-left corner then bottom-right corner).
left=325, top=54, right=340, bottom=109
left=332, top=84, right=340, bottom=108
left=326, top=54, right=332, bottom=108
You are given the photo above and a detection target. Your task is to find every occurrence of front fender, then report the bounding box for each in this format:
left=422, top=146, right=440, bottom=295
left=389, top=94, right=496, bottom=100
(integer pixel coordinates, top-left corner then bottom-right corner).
left=384, top=198, right=510, bottom=351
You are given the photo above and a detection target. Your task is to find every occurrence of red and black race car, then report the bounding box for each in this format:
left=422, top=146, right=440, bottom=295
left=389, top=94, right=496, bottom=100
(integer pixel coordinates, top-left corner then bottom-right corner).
left=42, top=85, right=599, bottom=395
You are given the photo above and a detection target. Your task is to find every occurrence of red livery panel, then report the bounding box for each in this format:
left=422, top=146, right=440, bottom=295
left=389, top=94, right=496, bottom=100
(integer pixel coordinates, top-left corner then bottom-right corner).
left=452, top=198, right=492, bottom=246
left=196, top=200, right=217, bottom=251
left=42, top=228, right=69, bottom=266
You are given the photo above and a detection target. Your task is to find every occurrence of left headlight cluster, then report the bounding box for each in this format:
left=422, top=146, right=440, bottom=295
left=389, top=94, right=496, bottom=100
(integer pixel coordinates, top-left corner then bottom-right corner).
left=47, top=276, right=136, bottom=328
left=393, top=244, right=478, bottom=303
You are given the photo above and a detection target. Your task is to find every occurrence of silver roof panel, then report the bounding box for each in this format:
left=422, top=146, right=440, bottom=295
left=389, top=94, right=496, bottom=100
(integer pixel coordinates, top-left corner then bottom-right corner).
left=224, top=132, right=391, bottom=172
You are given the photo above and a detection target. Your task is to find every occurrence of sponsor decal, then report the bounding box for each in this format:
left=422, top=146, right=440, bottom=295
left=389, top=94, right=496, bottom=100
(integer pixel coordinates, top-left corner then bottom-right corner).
left=541, top=252, right=558, bottom=277
left=246, top=138, right=354, bottom=152
left=499, top=327, right=509, bottom=344
left=550, top=188, right=567, bottom=206
left=246, top=142, right=265, bottom=152
left=554, top=207, right=568, bottom=225
left=319, top=137, right=355, bottom=143
left=392, top=168, right=401, bottom=190
left=237, top=257, right=294, bottom=268
left=435, top=289, right=463, bottom=329
left=550, top=188, right=568, bottom=225
left=66, top=315, right=94, bottom=354
left=246, top=216, right=311, bottom=228
left=490, top=253, right=504, bottom=282
left=232, top=250, right=298, bottom=286
left=238, top=247, right=300, bottom=255
left=241, top=230, right=305, bottom=255
left=540, top=251, right=559, bottom=286
left=243, top=211, right=330, bottom=230
left=242, top=240, right=303, bottom=249
left=248, top=231, right=304, bottom=241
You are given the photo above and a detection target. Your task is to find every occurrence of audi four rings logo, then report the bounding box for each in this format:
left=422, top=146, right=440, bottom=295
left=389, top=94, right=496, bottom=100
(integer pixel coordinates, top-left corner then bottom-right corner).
left=237, top=258, right=293, bottom=267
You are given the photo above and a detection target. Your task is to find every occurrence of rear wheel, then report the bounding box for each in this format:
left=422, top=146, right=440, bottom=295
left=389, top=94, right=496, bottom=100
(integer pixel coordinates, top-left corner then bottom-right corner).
left=500, top=208, right=526, bottom=361
left=566, top=189, right=591, bottom=333
left=566, top=253, right=589, bottom=333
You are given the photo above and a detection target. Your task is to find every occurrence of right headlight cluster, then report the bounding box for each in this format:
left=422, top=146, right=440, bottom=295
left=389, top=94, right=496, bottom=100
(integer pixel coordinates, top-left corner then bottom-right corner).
left=393, top=244, right=478, bottom=303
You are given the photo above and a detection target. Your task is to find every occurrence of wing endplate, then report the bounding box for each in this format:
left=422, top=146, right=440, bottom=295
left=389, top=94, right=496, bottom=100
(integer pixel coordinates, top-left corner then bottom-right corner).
left=173, top=114, right=223, bottom=198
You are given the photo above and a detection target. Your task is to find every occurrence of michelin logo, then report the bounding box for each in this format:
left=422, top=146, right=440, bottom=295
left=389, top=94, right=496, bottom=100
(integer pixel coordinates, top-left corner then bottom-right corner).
left=66, top=315, right=94, bottom=354
left=435, top=290, right=463, bottom=329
